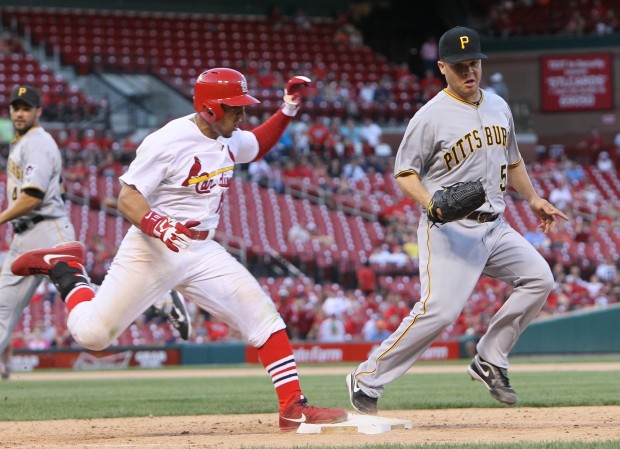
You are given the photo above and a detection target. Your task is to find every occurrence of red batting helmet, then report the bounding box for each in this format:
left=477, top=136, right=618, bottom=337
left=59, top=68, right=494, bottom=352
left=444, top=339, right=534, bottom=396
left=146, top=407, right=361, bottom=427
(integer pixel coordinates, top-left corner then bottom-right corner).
left=193, top=68, right=260, bottom=123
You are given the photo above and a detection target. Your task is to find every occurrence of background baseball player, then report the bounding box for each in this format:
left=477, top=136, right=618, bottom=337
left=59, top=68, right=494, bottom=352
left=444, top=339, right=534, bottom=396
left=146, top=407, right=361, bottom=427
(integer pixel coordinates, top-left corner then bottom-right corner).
left=0, top=85, right=76, bottom=380
left=347, top=26, right=568, bottom=414
left=12, top=68, right=347, bottom=430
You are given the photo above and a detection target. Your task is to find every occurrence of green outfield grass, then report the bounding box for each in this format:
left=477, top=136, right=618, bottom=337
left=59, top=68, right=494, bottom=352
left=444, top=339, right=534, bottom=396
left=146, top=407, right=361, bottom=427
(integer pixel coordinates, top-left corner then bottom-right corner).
left=1, top=359, right=619, bottom=421
left=2, top=358, right=619, bottom=448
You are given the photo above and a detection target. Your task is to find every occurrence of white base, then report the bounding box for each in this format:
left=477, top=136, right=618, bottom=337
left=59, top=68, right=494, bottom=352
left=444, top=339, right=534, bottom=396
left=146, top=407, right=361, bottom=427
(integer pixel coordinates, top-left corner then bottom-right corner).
left=297, top=413, right=413, bottom=434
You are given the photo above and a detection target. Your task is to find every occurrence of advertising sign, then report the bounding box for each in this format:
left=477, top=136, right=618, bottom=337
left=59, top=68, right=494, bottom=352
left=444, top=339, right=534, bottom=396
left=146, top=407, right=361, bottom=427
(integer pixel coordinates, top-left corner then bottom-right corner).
left=540, top=53, right=613, bottom=112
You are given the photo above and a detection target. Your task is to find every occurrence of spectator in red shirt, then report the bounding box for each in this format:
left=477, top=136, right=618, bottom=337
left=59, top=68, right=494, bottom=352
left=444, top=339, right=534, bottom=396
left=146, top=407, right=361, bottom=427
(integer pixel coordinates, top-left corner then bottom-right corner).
left=284, top=296, right=317, bottom=340
left=308, top=116, right=331, bottom=153
left=343, top=308, right=365, bottom=340
left=256, top=64, right=278, bottom=89
left=63, top=128, right=83, bottom=154
left=203, top=315, right=230, bottom=341
left=382, top=294, right=410, bottom=326
left=357, top=260, right=377, bottom=295
left=99, top=130, right=115, bottom=152
left=81, top=128, right=100, bottom=151
left=98, top=152, right=125, bottom=178
left=577, top=128, right=605, bottom=158
left=281, top=156, right=314, bottom=181
left=63, top=159, right=91, bottom=182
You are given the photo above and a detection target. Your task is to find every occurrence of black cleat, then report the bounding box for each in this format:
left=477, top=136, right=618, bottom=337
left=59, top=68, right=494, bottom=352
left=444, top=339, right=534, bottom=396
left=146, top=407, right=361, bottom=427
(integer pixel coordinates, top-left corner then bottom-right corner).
left=467, top=354, right=517, bottom=405
left=153, top=290, right=191, bottom=340
left=346, top=372, right=378, bottom=415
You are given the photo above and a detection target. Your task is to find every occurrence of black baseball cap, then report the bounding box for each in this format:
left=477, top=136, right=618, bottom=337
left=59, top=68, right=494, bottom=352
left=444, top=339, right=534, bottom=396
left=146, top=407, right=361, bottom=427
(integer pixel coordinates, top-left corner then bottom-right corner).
left=438, top=26, right=487, bottom=63
left=9, top=85, right=41, bottom=108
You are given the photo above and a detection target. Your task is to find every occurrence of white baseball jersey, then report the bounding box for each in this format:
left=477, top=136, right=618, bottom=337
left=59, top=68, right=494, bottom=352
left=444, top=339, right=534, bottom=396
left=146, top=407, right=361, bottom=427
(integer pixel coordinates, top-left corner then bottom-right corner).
left=120, top=114, right=260, bottom=230
left=67, top=114, right=286, bottom=350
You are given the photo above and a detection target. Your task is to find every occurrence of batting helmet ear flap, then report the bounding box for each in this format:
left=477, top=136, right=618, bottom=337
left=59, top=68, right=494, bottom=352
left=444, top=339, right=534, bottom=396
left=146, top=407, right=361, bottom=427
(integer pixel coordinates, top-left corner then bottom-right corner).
left=193, top=68, right=260, bottom=123
left=197, top=102, right=225, bottom=123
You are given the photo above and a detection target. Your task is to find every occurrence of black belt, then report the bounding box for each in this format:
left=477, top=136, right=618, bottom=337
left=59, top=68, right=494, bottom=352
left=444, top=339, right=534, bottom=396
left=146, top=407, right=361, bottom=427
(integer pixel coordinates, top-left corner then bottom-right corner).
left=466, top=211, right=499, bottom=223
left=12, top=215, right=46, bottom=234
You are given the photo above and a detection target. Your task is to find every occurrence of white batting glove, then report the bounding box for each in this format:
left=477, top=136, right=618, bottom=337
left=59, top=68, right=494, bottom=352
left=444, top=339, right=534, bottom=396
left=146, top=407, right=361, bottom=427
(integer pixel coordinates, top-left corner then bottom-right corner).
left=282, top=75, right=311, bottom=116
left=140, top=211, right=200, bottom=252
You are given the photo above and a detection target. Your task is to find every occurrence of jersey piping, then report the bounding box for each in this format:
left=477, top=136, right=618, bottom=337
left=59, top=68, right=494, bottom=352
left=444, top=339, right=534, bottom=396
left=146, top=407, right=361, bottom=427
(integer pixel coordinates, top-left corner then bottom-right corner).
left=10, top=125, right=41, bottom=144
left=356, top=221, right=434, bottom=379
left=442, top=88, right=484, bottom=108
left=508, top=158, right=523, bottom=168
left=394, top=169, right=420, bottom=179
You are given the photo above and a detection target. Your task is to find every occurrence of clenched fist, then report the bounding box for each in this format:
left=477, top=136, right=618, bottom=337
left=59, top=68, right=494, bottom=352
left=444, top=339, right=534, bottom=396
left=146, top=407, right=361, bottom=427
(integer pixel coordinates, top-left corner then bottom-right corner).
left=282, top=75, right=311, bottom=116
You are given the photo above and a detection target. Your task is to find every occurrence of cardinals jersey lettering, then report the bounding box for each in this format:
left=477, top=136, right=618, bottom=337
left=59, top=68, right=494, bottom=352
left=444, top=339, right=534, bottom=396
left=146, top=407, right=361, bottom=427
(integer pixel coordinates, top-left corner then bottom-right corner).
left=120, top=114, right=260, bottom=230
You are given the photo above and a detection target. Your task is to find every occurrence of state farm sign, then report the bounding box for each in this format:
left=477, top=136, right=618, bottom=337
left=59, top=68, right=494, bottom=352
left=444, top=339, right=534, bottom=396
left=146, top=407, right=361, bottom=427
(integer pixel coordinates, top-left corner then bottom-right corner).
left=245, top=341, right=460, bottom=363
left=540, top=53, right=613, bottom=112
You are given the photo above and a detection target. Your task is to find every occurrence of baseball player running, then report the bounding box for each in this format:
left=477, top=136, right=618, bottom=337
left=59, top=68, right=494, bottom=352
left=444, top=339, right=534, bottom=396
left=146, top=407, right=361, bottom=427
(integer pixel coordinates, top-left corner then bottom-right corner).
left=0, top=86, right=187, bottom=379
left=12, top=68, right=347, bottom=430
left=347, top=27, right=568, bottom=414
left=0, top=85, right=77, bottom=380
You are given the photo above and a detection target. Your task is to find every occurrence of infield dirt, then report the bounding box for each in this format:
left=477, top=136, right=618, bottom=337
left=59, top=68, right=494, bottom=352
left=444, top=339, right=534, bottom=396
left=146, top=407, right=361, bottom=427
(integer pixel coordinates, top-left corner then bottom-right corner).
left=2, top=363, right=619, bottom=448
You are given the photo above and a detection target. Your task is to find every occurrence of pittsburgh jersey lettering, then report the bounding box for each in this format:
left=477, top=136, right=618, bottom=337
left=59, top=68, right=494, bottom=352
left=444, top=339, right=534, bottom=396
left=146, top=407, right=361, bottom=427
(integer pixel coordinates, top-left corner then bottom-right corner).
left=444, top=125, right=508, bottom=171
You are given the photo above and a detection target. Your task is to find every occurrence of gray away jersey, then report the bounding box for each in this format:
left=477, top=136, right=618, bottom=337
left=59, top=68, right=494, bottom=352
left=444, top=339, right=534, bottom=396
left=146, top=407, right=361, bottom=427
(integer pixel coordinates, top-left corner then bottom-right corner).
left=394, top=89, right=522, bottom=215
left=7, top=126, right=65, bottom=220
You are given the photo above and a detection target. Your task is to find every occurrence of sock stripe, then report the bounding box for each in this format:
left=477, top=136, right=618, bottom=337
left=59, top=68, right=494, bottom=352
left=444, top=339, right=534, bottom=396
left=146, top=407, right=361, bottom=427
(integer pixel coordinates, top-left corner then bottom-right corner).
left=273, top=373, right=299, bottom=388
left=270, top=361, right=296, bottom=375
left=272, top=367, right=297, bottom=383
left=265, top=355, right=295, bottom=374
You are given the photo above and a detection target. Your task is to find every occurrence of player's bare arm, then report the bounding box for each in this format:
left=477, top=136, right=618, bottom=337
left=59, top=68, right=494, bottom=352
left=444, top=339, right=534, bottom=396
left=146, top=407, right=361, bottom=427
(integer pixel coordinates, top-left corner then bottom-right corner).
left=118, top=183, right=199, bottom=253
left=117, top=183, right=151, bottom=227
left=394, top=172, right=445, bottom=219
left=0, top=191, right=42, bottom=224
left=508, top=162, right=568, bottom=232
left=395, top=172, right=433, bottom=207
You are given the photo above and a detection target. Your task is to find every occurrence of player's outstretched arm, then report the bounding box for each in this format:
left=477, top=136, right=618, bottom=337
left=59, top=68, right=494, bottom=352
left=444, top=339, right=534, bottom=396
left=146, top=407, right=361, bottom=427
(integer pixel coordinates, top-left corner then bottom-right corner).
left=508, top=162, right=568, bottom=233
left=528, top=197, right=568, bottom=233
left=281, top=75, right=311, bottom=117
left=250, top=75, right=312, bottom=160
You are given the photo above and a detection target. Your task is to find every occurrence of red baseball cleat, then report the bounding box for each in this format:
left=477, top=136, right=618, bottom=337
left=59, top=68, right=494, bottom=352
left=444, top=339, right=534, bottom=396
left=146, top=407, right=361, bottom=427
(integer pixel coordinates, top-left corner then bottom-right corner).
left=11, top=242, right=86, bottom=276
left=279, top=396, right=348, bottom=432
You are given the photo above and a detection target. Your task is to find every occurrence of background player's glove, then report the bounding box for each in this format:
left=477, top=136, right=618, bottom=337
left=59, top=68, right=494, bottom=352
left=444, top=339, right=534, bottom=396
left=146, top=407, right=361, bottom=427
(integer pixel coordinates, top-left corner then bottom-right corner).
left=282, top=75, right=311, bottom=117
left=427, top=180, right=486, bottom=225
left=140, top=211, right=200, bottom=252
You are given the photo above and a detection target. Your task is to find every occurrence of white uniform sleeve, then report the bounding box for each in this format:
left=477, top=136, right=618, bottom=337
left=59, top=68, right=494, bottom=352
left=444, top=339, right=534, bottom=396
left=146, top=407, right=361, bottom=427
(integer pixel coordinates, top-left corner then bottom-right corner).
left=229, top=130, right=260, bottom=164
left=119, top=135, right=174, bottom=197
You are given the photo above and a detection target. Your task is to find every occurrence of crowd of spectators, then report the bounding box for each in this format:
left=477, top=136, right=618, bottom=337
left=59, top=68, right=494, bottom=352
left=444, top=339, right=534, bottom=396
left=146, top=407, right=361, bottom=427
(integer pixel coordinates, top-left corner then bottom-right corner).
left=8, top=124, right=618, bottom=349
left=486, top=0, right=619, bottom=37
left=3, top=4, right=620, bottom=350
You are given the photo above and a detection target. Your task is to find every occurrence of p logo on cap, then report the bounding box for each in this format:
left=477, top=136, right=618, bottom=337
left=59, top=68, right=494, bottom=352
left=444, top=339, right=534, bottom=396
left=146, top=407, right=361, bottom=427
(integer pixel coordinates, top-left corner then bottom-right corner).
left=438, top=26, right=487, bottom=64
left=9, top=85, right=42, bottom=108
